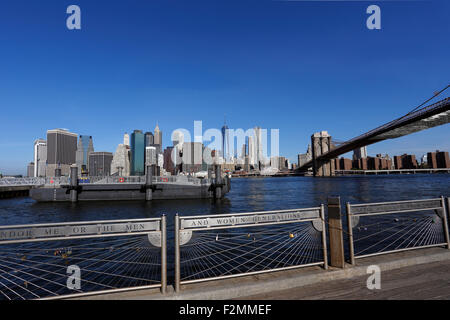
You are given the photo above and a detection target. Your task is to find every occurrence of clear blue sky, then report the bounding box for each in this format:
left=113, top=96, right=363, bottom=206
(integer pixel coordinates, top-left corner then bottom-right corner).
left=0, top=0, right=449, bottom=175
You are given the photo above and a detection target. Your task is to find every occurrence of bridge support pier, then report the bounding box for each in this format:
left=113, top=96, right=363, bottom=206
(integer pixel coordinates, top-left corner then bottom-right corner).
left=146, top=165, right=154, bottom=201
left=214, top=165, right=222, bottom=199
left=311, top=131, right=335, bottom=177
left=70, top=165, right=78, bottom=203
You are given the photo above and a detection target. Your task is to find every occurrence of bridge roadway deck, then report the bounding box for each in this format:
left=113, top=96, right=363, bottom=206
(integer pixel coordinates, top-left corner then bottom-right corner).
left=74, top=247, right=450, bottom=300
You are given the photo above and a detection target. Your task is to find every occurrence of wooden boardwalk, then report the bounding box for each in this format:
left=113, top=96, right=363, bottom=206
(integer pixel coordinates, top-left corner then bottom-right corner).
left=240, top=259, right=450, bottom=300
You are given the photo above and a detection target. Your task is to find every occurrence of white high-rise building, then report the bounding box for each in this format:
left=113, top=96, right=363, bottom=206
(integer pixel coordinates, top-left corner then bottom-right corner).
left=111, top=144, right=131, bottom=176
left=123, top=133, right=130, bottom=147
left=145, top=146, right=157, bottom=166
left=248, top=136, right=256, bottom=166
left=33, top=139, right=47, bottom=177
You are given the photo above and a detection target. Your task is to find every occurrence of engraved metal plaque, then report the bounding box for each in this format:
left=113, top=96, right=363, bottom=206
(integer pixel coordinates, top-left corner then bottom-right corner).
left=0, top=220, right=160, bottom=243
left=180, top=209, right=320, bottom=230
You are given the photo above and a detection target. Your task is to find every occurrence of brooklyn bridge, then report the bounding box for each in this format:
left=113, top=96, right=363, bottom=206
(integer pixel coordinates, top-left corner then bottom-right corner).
left=297, top=95, right=450, bottom=176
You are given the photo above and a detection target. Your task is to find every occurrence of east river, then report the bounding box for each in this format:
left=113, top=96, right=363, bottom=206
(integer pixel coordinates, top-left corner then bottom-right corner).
left=1, top=174, right=449, bottom=227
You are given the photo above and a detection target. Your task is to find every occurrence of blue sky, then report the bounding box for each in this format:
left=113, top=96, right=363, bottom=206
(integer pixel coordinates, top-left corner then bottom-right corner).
left=0, top=0, right=449, bottom=174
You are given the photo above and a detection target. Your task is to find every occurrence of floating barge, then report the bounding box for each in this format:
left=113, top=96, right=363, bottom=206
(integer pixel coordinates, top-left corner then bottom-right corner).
left=30, top=165, right=230, bottom=202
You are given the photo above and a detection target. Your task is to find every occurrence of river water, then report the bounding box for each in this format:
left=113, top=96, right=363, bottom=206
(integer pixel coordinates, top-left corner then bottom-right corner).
left=1, top=174, right=449, bottom=227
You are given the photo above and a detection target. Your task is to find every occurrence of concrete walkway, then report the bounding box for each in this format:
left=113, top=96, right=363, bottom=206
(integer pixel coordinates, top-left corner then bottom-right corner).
left=241, top=259, right=450, bottom=300
left=75, top=247, right=450, bottom=300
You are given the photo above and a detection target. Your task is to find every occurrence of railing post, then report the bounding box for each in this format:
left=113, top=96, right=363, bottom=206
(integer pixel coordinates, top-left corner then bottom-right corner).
left=320, top=204, right=328, bottom=270
left=160, top=215, right=167, bottom=294
left=327, top=196, right=345, bottom=268
left=442, top=196, right=450, bottom=250
left=174, top=214, right=181, bottom=293
left=346, top=202, right=355, bottom=265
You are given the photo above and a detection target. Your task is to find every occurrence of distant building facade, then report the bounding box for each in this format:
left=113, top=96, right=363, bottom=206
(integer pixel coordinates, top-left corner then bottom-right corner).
left=336, top=158, right=352, bottom=170
left=163, top=147, right=176, bottom=175
left=111, top=134, right=131, bottom=176
left=27, top=162, right=35, bottom=177
left=88, top=152, right=113, bottom=176
left=427, top=151, right=450, bottom=168
left=181, top=142, right=203, bottom=173
left=46, top=129, right=78, bottom=177
left=393, top=154, right=418, bottom=169
left=75, top=135, right=94, bottom=175
left=353, top=147, right=368, bottom=160
left=130, top=130, right=145, bottom=176
left=33, top=139, right=47, bottom=177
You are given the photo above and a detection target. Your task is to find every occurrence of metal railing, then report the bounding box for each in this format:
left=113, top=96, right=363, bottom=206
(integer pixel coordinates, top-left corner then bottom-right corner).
left=0, top=177, right=69, bottom=187
left=346, top=196, right=450, bottom=264
left=0, top=176, right=211, bottom=187
left=174, top=207, right=328, bottom=292
left=87, top=175, right=211, bottom=185
left=0, top=217, right=167, bottom=300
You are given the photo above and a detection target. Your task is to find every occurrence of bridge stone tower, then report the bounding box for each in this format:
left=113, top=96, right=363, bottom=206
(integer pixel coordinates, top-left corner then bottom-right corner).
left=311, top=131, right=335, bottom=177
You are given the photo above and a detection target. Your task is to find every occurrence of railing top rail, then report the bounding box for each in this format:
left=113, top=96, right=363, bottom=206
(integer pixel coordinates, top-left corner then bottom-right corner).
left=348, top=197, right=443, bottom=208
left=179, top=207, right=322, bottom=230
left=0, top=217, right=162, bottom=230
left=0, top=217, right=163, bottom=244
left=178, top=206, right=322, bottom=220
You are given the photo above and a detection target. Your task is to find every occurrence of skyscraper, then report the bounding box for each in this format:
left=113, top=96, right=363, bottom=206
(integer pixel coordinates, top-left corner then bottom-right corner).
left=33, top=139, right=47, bottom=177
left=130, top=130, right=145, bottom=176
left=111, top=143, right=131, bottom=177
left=27, top=162, right=35, bottom=177
left=154, top=124, right=162, bottom=148
left=145, top=146, right=157, bottom=166
left=75, top=135, right=94, bottom=174
left=46, top=129, right=78, bottom=176
left=181, top=142, right=203, bottom=173
left=248, top=135, right=256, bottom=166
left=353, top=146, right=368, bottom=160
left=88, top=152, right=113, bottom=176
left=123, top=133, right=130, bottom=146
left=221, top=123, right=230, bottom=161
left=254, top=126, right=265, bottom=168
left=145, top=132, right=154, bottom=147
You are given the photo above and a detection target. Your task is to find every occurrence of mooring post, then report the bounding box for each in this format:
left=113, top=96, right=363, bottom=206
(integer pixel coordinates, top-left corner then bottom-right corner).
left=215, top=165, right=222, bottom=199
left=327, top=196, right=345, bottom=268
left=69, top=165, right=78, bottom=203
left=146, top=165, right=153, bottom=201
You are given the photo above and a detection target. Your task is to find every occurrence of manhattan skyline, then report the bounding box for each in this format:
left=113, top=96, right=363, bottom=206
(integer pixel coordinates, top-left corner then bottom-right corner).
left=0, top=0, right=449, bottom=174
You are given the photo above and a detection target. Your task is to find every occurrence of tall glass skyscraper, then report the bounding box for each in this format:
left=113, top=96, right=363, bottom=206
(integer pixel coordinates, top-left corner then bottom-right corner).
left=76, top=135, right=94, bottom=174
left=221, top=124, right=229, bottom=160
left=131, top=130, right=145, bottom=176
